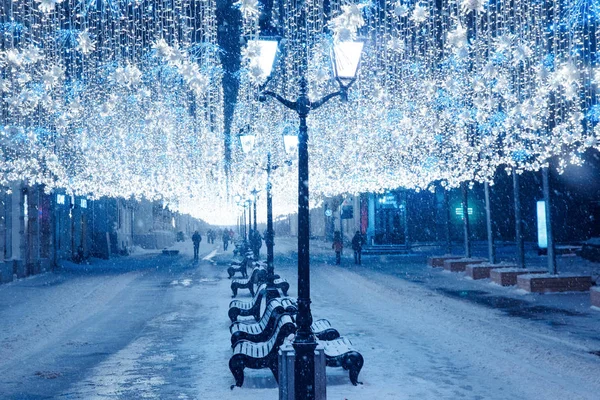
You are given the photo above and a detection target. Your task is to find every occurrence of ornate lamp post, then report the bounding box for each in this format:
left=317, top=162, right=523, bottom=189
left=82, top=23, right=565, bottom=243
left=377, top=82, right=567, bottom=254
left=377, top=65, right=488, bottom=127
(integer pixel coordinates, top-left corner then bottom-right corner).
left=255, top=36, right=363, bottom=399
left=239, top=128, right=297, bottom=300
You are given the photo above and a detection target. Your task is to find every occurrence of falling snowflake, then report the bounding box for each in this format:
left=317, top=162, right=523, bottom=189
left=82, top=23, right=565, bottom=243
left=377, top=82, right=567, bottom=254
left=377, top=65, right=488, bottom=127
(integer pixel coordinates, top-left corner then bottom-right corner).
left=447, top=24, right=467, bottom=49
left=125, top=64, right=142, bottom=86
left=329, top=3, right=366, bottom=42
left=76, top=31, right=95, bottom=55
left=235, top=0, right=261, bottom=20
left=461, top=0, right=486, bottom=14
left=153, top=39, right=172, bottom=58
left=2, top=49, right=23, bottom=69
left=36, top=0, right=64, bottom=14
left=241, top=40, right=262, bottom=63
left=22, top=46, right=43, bottom=64
left=391, top=2, right=409, bottom=18
left=387, top=37, right=405, bottom=53
left=411, top=4, right=428, bottom=24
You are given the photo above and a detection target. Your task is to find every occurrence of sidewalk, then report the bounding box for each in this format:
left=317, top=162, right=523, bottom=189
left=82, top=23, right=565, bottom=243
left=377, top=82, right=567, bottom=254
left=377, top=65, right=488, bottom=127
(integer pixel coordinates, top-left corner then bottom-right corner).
left=204, top=238, right=600, bottom=399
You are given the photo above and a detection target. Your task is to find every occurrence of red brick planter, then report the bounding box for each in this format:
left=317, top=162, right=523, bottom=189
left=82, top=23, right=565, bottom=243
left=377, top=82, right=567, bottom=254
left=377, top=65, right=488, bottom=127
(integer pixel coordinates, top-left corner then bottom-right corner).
left=443, top=257, right=486, bottom=272
left=490, top=268, right=547, bottom=286
left=427, top=255, right=462, bottom=268
left=465, top=263, right=516, bottom=280
left=517, top=274, right=592, bottom=293
left=591, top=287, right=600, bottom=309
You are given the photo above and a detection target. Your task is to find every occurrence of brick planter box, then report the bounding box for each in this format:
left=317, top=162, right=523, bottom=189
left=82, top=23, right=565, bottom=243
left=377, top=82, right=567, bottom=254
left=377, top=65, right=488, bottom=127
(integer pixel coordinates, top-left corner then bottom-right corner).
left=443, top=257, right=486, bottom=272
left=490, top=268, right=547, bottom=286
left=590, top=287, right=600, bottom=308
left=427, top=255, right=462, bottom=268
left=517, top=274, right=592, bottom=293
left=465, top=263, right=517, bottom=280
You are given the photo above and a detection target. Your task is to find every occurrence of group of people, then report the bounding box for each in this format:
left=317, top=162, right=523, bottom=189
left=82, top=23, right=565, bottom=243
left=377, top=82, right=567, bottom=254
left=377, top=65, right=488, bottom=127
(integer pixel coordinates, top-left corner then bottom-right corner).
left=333, top=230, right=365, bottom=265
left=191, top=226, right=365, bottom=265
left=191, top=228, right=236, bottom=260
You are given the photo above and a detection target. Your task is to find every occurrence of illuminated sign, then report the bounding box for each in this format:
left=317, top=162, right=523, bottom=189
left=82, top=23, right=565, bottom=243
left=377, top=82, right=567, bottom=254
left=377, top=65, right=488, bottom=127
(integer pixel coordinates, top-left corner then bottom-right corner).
left=536, top=200, right=547, bottom=249
left=455, top=207, right=473, bottom=217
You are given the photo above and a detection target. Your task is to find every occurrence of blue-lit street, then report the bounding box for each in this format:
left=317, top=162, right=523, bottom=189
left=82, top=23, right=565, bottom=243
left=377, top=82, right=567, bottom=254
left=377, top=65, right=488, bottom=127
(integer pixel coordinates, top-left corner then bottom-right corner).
left=1, top=239, right=599, bottom=399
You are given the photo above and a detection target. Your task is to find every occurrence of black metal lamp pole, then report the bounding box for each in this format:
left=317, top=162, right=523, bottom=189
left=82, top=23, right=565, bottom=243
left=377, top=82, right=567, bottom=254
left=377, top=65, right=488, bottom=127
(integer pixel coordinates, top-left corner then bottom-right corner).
left=261, top=74, right=350, bottom=400
left=252, top=191, right=258, bottom=232
left=264, top=153, right=280, bottom=301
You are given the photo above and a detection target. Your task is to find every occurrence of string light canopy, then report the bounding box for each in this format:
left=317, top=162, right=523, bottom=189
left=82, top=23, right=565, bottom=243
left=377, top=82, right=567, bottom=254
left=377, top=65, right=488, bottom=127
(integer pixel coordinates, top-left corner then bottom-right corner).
left=0, top=0, right=599, bottom=223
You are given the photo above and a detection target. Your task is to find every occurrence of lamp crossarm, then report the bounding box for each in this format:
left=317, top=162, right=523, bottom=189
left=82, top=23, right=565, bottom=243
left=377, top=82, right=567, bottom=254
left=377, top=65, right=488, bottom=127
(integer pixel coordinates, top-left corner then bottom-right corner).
left=311, top=90, right=343, bottom=111
left=260, top=90, right=296, bottom=111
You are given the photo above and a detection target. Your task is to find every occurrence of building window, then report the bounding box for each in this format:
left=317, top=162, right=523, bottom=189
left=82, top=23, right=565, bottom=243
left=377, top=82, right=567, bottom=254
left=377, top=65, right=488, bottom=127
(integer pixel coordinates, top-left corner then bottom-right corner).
left=80, top=199, right=87, bottom=209
left=56, top=194, right=65, bottom=205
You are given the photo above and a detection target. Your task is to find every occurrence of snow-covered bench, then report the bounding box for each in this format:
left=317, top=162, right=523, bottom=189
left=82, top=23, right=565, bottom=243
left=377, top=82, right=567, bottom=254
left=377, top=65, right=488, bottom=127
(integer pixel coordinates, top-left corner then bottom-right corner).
left=319, top=336, right=364, bottom=385
left=230, top=297, right=297, bottom=347
left=231, top=266, right=267, bottom=297
left=227, top=252, right=255, bottom=279
left=310, top=318, right=341, bottom=341
left=228, top=284, right=267, bottom=322
left=254, top=261, right=290, bottom=296
left=229, top=314, right=296, bottom=389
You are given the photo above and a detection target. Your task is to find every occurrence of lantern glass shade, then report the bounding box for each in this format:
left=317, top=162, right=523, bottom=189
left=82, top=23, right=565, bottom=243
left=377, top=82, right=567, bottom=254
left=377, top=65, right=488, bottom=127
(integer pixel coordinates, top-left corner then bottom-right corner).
left=240, top=133, right=256, bottom=154
left=332, top=41, right=364, bottom=84
left=283, top=126, right=298, bottom=155
left=256, top=39, right=279, bottom=80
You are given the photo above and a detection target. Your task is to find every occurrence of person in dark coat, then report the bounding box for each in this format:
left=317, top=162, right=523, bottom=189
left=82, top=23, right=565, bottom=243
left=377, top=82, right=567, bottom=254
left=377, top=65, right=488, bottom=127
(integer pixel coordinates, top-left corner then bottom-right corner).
left=352, top=231, right=364, bottom=265
left=250, top=229, right=262, bottom=260
left=222, top=230, right=230, bottom=251
left=192, top=230, right=202, bottom=260
left=332, top=231, right=343, bottom=265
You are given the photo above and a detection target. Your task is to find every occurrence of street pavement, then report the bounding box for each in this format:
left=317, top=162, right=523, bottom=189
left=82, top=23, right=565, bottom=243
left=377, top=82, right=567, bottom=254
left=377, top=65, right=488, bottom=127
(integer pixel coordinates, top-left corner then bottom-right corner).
left=0, top=238, right=598, bottom=399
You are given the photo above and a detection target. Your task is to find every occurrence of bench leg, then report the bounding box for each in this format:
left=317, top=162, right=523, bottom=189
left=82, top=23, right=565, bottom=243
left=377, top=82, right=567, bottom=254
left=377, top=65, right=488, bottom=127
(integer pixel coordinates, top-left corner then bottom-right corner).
left=231, top=284, right=238, bottom=298
left=229, top=355, right=246, bottom=388
left=342, top=352, right=364, bottom=386
left=249, top=284, right=255, bottom=297
left=227, top=267, right=235, bottom=279
left=228, top=308, right=240, bottom=323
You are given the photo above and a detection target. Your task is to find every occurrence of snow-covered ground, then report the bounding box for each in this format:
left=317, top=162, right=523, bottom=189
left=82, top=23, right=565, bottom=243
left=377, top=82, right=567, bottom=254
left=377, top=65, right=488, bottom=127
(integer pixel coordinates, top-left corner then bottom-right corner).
left=0, top=237, right=599, bottom=399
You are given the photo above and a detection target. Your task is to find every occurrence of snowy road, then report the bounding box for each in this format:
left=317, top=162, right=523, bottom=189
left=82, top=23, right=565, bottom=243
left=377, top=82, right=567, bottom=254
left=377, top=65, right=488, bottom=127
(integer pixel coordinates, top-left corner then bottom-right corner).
left=0, top=239, right=599, bottom=399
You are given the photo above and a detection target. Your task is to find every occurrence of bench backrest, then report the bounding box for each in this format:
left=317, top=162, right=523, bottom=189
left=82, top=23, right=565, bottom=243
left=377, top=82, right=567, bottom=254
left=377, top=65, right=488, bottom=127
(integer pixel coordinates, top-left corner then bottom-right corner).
left=248, top=266, right=267, bottom=284
left=263, top=314, right=296, bottom=356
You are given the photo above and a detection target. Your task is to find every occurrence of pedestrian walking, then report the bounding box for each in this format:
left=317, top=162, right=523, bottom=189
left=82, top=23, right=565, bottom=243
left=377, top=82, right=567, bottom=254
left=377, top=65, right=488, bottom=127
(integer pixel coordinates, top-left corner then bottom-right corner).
left=250, top=229, right=263, bottom=260
left=192, top=230, right=202, bottom=260
left=223, top=230, right=230, bottom=251
left=352, top=231, right=364, bottom=265
left=332, top=231, right=343, bottom=265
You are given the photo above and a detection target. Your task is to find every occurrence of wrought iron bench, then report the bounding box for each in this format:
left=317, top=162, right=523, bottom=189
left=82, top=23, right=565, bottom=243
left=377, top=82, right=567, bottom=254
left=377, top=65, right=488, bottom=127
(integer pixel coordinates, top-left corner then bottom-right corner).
left=310, top=318, right=341, bottom=341
left=231, top=266, right=267, bottom=297
left=229, top=314, right=296, bottom=389
left=227, top=252, right=255, bottom=279
left=228, top=284, right=268, bottom=322
left=254, top=261, right=290, bottom=296
left=319, top=336, right=364, bottom=385
left=230, top=297, right=297, bottom=347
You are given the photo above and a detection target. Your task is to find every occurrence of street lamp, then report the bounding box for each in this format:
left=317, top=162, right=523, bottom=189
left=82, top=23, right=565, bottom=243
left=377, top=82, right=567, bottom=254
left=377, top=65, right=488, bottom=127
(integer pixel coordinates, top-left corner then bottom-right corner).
left=256, top=34, right=363, bottom=399
left=239, top=129, right=295, bottom=300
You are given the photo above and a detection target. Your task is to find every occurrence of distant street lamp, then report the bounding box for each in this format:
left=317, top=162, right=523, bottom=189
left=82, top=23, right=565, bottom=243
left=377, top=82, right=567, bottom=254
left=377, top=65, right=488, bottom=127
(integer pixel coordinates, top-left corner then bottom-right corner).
left=239, top=128, right=296, bottom=300
left=256, top=34, right=363, bottom=399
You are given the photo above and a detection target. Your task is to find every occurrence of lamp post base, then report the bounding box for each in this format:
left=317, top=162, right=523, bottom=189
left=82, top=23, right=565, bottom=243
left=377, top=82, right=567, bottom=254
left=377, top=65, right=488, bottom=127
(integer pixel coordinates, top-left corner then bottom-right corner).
left=279, top=343, right=326, bottom=400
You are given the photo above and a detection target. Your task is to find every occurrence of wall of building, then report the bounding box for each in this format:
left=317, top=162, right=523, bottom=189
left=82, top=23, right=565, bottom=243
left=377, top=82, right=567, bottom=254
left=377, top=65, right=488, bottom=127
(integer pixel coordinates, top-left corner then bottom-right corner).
left=0, top=183, right=206, bottom=285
